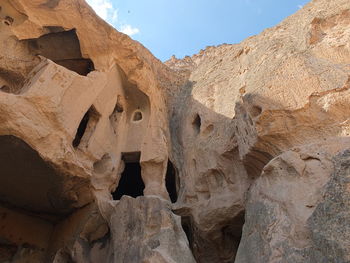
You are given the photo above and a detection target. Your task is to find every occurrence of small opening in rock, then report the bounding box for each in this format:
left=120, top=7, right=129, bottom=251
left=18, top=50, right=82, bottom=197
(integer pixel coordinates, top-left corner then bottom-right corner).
left=132, top=111, right=143, bottom=122
left=222, top=210, right=245, bottom=261
left=181, top=217, right=194, bottom=251
left=112, top=100, right=124, bottom=114
left=0, top=85, right=10, bottom=93
left=165, top=160, right=178, bottom=203
left=192, top=114, right=201, bottom=134
left=4, top=16, right=14, bottom=26
left=250, top=105, right=262, bottom=118
left=72, top=106, right=100, bottom=148
left=112, top=152, right=144, bottom=200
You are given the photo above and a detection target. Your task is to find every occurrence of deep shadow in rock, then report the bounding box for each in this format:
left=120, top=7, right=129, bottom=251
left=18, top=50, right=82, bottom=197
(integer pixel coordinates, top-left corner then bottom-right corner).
left=112, top=152, right=145, bottom=200
left=23, top=29, right=95, bottom=76
left=0, top=135, right=91, bottom=214
left=165, top=160, right=179, bottom=203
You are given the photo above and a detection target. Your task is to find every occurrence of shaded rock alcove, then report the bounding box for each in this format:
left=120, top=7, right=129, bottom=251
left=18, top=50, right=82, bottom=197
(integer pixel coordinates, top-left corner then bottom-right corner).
left=165, top=160, right=179, bottom=203
left=23, top=29, right=94, bottom=76
left=0, top=135, right=90, bottom=214
left=112, top=152, right=145, bottom=200
left=72, top=105, right=100, bottom=148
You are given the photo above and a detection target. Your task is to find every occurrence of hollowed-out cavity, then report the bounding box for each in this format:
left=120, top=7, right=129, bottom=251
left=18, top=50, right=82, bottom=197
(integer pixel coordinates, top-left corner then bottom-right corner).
left=165, top=160, right=179, bottom=203
left=72, top=106, right=100, bottom=148
left=180, top=211, right=246, bottom=262
left=192, top=114, right=201, bottom=135
left=3, top=15, right=13, bottom=26
left=181, top=217, right=194, bottom=251
left=0, top=135, right=88, bottom=214
left=250, top=105, right=262, bottom=118
left=244, top=147, right=273, bottom=179
left=221, top=211, right=245, bottom=261
left=109, top=96, right=124, bottom=134
left=112, top=152, right=145, bottom=200
left=0, top=68, right=26, bottom=94
left=118, top=65, right=151, bottom=153
left=132, top=110, right=143, bottom=122
left=24, top=29, right=94, bottom=76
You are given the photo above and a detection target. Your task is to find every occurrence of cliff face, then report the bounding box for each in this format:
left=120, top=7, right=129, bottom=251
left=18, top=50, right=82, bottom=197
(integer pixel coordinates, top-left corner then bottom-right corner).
left=0, top=0, right=349, bottom=262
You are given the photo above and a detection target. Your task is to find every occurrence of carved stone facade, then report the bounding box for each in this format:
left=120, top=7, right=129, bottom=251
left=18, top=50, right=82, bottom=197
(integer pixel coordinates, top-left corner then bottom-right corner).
left=0, top=0, right=349, bottom=262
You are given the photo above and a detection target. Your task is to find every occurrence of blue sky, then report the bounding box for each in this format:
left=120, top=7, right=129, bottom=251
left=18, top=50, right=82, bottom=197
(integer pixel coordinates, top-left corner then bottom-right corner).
left=86, top=0, right=310, bottom=61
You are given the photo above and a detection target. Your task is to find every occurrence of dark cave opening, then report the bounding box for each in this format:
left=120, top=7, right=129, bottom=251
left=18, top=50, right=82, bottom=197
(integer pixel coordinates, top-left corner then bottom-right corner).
left=0, top=135, right=85, bottom=214
left=181, top=217, right=194, bottom=251
left=72, top=106, right=99, bottom=148
left=192, top=114, right=201, bottom=135
left=132, top=111, right=143, bottom=122
left=222, top=210, right=245, bottom=261
left=24, top=29, right=94, bottom=76
left=72, top=110, right=89, bottom=148
left=112, top=153, right=145, bottom=200
left=165, top=160, right=178, bottom=203
left=179, top=211, right=246, bottom=262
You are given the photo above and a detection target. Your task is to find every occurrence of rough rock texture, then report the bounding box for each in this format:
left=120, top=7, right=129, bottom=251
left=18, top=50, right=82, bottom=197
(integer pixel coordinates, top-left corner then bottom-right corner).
left=235, top=138, right=350, bottom=263
left=0, top=0, right=350, bottom=262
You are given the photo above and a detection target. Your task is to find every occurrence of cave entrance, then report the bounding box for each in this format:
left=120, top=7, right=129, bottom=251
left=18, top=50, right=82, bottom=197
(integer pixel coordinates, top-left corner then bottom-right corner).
left=24, top=29, right=94, bottom=76
left=72, top=105, right=100, bottom=148
left=181, top=217, right=194, bottom=251
left=112, top=152, right=145, bottom=200
left=165, top=160, right=179, bottom=203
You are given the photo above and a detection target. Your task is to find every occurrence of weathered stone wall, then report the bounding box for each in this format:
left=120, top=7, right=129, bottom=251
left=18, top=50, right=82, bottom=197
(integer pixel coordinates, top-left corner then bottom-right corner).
left=0, top=0, right=349, bottom=262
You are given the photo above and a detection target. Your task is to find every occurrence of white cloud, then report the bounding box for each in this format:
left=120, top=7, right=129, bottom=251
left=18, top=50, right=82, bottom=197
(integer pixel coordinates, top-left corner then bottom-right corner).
left=120, top=24, right=140, bottom=36
left=298, top=4, right=303, bottom=9
left=86, top=0, right=140, bottom=36
left=86, top=0, right=113, bottom=20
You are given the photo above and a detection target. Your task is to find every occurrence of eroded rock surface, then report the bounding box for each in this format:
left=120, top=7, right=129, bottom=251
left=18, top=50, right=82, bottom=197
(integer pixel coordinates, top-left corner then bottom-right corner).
left=0, top=0, right=349, bottom=262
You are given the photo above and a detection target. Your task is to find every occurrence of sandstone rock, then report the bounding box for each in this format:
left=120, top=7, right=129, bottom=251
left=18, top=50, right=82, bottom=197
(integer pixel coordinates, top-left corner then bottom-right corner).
left=0, top=0, right=349, bottom=262
left=308, top=149, right=350, bottom=263
left=109, top=196, right=195, bottom=263
left=235, top=138, right=350, bottom=263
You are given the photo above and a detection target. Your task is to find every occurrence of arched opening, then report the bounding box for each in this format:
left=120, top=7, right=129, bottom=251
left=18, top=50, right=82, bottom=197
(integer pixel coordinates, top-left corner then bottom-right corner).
left=165, top=160, right=178, bottom=203
left=221, top=211, right=245, bottom=261
left=112, top=152, right=145, bottom=200
left=0, top=135, right=90, bottom=214
left=132, top=110, right=143, bottom=122
left=192, top=114, right=201, bottom=135
left=24, top=29, right=94, bottom=76
left=72, top=106, right=100, bottom=148
left=181, top=217, right=194, bottom=251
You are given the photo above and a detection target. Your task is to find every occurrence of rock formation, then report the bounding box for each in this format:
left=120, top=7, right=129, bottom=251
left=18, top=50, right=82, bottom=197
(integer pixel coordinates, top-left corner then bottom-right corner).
left=0, top=0, right=349, bottom=262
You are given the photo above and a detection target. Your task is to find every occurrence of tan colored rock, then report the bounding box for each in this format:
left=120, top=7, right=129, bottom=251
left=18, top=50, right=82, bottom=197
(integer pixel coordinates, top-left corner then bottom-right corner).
left=0, top=0, right=350, bottom=262
left=108, top=196, right=195, bottom=263
left=165, top=0, right=350, bottom=261
left=235, top=138, right=350, bottom=262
